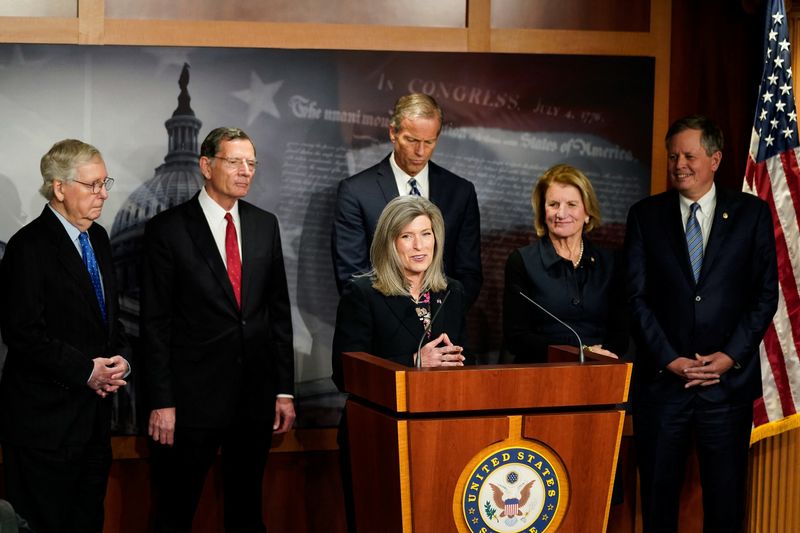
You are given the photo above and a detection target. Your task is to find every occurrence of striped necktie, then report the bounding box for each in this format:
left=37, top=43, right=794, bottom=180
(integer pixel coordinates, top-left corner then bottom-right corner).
left=685, top=202, right=703, bottom=283
left=78, top=232, right=107, bottom=323
left=408, top=178, right=422, bottom=196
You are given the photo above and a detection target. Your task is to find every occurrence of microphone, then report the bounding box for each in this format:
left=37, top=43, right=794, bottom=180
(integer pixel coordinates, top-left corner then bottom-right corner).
left=415, top=290, right=452, bottom=368
left=518, top=291, right=585, bottom=363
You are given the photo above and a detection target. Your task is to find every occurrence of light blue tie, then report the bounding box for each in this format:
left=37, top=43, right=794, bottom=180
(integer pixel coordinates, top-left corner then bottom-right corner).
left=408, top=178, right=422, bottom=196
left=79, top=232, right=107, bottom=323
left=685, top=203, right=703, bottom=283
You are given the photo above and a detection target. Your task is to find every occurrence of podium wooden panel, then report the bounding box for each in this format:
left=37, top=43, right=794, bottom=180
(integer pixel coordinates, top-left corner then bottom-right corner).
left=342, top=348, right=631, bottom=532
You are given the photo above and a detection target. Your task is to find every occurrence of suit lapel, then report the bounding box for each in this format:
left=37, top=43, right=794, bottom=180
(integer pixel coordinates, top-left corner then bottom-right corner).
left=184, top=197, right=240, bottom=311
left=382, top=293, right=423, bottom=344
left=239, top=201, right=258, bottom=312
left=376, top=156, right=400, bottom=203
left=90, top=224, right=114, bottom=326
left=428, top=161, right=444, bottom=204
left=41, top=207, right=106, bottom=325
left=699, top=188, right=733, bottom=281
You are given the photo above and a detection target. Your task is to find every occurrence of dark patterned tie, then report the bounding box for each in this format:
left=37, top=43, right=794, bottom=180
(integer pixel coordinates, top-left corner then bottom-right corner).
left=78, top=232, right=107, bottom=323
left=408, top=178, right=422, bottom=196
left=685, top=202, right=703, bottom=283
left=224, top=213, right=242, bottom=308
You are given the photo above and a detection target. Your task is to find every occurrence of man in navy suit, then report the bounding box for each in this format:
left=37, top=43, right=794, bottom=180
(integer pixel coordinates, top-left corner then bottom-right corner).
left=142, top=127, right=295, bottom=533
left=625, top=115, right=778, bottom=532
left=0, top=139, right=130, bottom=533
left=332, top=93, right=483, bottom=305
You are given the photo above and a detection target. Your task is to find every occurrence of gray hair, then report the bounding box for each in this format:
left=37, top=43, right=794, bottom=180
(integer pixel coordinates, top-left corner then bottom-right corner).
left=39, top=139, right=102, bottom=200
left=389, top=93, right=443, bottom=134
left=200, top=127, right=255, bottom=158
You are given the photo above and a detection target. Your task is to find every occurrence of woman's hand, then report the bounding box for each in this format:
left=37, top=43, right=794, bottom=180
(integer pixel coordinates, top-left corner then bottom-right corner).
left=418, top=333, right=465, bottom=367
left=586, top=344, right=619, bottom=359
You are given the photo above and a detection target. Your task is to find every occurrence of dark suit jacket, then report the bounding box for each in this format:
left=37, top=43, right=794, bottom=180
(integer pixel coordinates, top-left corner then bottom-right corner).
left=0, top=206, right=129, bottom=449
left=141, top=194, right=294, bottom=429
left=625, top=187, right=778, bottom=404
left=331, top=155, right=483, bottom=304
left=331, top=276, right=469, bottom=391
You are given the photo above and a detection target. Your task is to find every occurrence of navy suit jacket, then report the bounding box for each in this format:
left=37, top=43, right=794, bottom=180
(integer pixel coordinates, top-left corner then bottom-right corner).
left=0, top=206, right=129, bottom=449
left=331, top=276, right=469, bottom=391
left=625, top=187, right=778, bottom=404
left=331, top=155, right=483, bottom=304
left=141, top=194, right=294, bottom=429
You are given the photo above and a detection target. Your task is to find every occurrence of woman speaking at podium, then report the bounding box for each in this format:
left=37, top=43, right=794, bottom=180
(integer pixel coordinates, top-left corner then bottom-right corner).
left=331, top=195, right=471, bottom=532
left=332, top=195, right=471, bottom=390
left=502, top=163, right=628, bottom=363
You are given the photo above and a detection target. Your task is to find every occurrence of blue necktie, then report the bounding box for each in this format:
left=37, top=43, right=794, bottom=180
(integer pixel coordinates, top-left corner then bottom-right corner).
left=408, top=178, right=422, bottom=196
left=685, top=203, right=703, bottom=283
left=79, top=232, right=107, bottom=323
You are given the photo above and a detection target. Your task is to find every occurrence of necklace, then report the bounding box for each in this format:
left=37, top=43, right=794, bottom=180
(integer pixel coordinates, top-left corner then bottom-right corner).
left=572, top=239, right=584, bottom=268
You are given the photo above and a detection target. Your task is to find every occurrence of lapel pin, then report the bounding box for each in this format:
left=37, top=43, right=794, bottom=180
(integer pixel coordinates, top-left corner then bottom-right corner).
left=722, top=212, right=729, bottom=219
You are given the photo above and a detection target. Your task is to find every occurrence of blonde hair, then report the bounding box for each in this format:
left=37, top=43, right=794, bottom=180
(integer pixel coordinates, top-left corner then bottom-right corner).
left=39, top=139, right=102, bottom=200
left=531, top=163, right=602, bottom=237
left=369, top=196, right=448, bottom=297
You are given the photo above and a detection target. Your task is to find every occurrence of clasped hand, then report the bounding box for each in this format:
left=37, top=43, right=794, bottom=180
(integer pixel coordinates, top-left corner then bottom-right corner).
left=666, top=351, right=735, bottom=388
left=418, top=333, right=465, bottom=367
left=87, top=355, right=128, bottom=398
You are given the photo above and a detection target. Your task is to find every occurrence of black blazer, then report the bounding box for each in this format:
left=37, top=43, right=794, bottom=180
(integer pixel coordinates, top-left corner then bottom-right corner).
left=625, top=187, right=778, bottom=403
left=331, top=155, right=483, bottom=304
left=141, top=194, right=294, bottom=429
left=331, top=276, right=469, bottom=391
left=503, top=236, right=628, bottom=363
left=0, top=206, right=129, bottom=449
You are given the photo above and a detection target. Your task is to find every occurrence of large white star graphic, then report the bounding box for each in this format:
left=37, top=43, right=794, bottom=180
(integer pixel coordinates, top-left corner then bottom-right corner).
left=232, top=72, right=284, bottom=125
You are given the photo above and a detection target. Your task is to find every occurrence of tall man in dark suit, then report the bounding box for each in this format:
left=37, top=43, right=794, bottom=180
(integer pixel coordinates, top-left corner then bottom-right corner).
left=625, top=115, right=778, bottom=533
left=332, top=93, right=483, bottom=305
left=0, top=139, right=130, bottom=533
left=142, top=127, right=295, bottom=532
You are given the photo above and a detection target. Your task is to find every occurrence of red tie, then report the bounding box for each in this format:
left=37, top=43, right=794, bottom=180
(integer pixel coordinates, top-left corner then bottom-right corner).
left=224, top=212, right=242, bottom=308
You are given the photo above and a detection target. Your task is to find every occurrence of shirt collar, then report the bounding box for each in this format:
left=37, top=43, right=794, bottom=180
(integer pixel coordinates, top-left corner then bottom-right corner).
left=48, top=203, right=83, bottom=243
left=198, top=185, right=239, bottom=224
left=389, top=151, right=430, bottom=191
left=679, top=183, right=716, bottom=214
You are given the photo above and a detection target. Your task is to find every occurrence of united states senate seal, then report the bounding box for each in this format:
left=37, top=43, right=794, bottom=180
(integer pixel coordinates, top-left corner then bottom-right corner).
left=455, top=443, right=568, bottom=533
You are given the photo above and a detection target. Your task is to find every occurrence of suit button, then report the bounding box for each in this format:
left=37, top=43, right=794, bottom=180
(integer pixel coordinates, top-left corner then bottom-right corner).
left=695, top=296, right=701, bottom=302
left=241, top=320, right=246, bottom=326
left=572, top=298, right=580, bottom=305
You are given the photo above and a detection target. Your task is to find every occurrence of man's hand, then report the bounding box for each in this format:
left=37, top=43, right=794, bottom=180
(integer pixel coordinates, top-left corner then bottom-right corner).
left=682, top=352, right=736, bottom=388
left=87, top=355, right=128, bottom=397
left=148, top=407, right=176, bottom=446
left=273, top=397, right=295, bottom=435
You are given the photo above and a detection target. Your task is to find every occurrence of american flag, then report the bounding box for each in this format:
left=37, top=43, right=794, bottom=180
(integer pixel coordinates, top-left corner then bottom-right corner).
left=744, top=0, right=800, bottom=443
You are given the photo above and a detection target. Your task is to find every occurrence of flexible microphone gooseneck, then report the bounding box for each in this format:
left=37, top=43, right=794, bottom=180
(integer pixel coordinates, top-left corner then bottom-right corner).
left=415, top=290, right=452, bottom=368
left=518, top=291, right=585, bottom=363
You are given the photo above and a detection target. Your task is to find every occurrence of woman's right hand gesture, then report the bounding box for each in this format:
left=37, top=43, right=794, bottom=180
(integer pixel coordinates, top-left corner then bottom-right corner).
left=418, top=333, right=465, bottom=367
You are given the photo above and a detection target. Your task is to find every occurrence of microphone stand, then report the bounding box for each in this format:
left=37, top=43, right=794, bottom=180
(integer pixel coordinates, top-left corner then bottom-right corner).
left=518, top=291, right=585, bottom=363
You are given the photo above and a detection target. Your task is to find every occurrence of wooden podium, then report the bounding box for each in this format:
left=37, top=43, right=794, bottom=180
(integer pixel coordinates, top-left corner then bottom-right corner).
left=341, top=347, right=631, bottom=533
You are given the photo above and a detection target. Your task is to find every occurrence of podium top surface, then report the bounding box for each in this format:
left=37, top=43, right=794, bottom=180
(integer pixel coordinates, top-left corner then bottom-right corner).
left=342, top=351, right=631, bottom=414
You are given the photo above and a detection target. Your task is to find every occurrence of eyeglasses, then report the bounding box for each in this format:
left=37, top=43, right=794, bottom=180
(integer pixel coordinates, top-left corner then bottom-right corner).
left=72, top=177, right=114, bottom=194
left=211, top=156, right=259, bottom=171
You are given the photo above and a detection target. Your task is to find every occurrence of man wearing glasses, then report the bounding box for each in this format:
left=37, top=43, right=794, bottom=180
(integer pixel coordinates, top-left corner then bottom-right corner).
left=0, top=139, right=131, bottom=533
left=141, top=127, right=295, bottom=532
